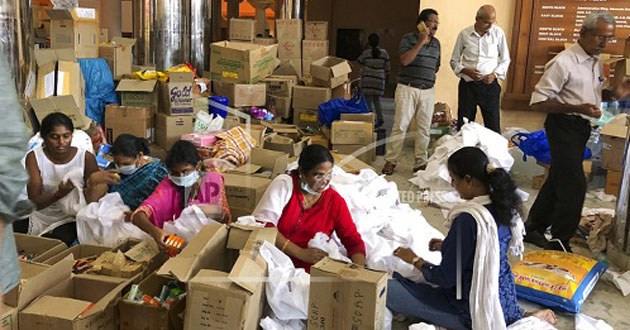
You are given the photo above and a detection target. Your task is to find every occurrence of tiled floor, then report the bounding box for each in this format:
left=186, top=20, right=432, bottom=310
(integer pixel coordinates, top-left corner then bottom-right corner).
left=372, top=98, right=629, bottom=329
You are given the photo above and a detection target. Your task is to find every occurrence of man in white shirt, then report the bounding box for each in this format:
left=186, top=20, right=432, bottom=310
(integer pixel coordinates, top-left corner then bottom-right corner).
left=450, top=5, right=510, bottom=133
left=524, top=12, right=614, bottom=252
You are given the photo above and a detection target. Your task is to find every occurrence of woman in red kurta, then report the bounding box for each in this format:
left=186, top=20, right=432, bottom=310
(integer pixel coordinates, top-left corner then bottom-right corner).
left=253, top=145, right=366, bottom=272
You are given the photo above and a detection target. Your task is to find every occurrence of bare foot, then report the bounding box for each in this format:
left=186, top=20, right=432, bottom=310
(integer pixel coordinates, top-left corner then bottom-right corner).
left=525, top=309, right=557, bottom=325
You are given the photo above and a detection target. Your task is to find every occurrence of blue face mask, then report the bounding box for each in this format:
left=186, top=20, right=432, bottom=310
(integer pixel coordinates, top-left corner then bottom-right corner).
left=169, top=171, right=199, bottom=188
left=116, top=164, right=137, bottom=176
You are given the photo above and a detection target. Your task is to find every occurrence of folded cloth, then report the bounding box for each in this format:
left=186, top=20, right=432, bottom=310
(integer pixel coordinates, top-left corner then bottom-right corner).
left=211, top=126, right=256, bottom=166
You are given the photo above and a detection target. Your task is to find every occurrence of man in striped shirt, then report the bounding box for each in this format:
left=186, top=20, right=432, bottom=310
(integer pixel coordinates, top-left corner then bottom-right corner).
left=382, top=9, right=441, bottom=175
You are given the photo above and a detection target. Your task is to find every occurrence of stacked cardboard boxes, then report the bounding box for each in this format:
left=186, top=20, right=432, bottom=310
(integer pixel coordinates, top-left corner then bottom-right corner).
left=293, top=85, right=331, bottom=129
left=276, top=19, right=303, bottom=77
left=303, top=21, right=329, bottom=76
left=601, top=114, right=629, bottom=197
left=330, top=113, right=376, bottom=164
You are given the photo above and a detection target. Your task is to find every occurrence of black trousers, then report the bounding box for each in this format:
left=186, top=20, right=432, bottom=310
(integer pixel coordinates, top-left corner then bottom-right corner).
left=13, top=219, right=77, bottom=247
left=526, top=114, right=591, bottom=242
left=457, top=79, right=501, bottom=132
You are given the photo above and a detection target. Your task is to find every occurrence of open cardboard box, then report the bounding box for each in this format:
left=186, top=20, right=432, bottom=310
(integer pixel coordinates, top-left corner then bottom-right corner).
left=210, top=41, right=278, bottom=84
left=116, top=79, right=158, bottom=108
left=118, top=273, right=186, bottom=330
left=600, top=114, right=629, bottom=172
left=264, top=133, right=311, bottom=157
left=14, top=233, right=67, bottom=263
left=310, top=56, right=352, bottom=89
left=99, top=37, right=136, bottom=80
left=230, top=148, right=289, bottom=179
left=43, top=244, right=113, bottom=266
left=19, top=274, right=130, bottom=330
left=48, top=7, right=100, bottom=58
left=155, top=224, right=277, bottom=330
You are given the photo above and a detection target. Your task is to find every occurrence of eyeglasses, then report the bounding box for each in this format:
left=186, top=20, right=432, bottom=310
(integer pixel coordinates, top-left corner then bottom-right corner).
left=313, top=172, right=333, bottom=182
left=594, top=35, right=615, bottom=42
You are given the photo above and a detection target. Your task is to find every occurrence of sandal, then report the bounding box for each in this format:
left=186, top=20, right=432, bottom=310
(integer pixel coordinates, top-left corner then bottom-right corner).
left=382, top=162, right=396, bottom=175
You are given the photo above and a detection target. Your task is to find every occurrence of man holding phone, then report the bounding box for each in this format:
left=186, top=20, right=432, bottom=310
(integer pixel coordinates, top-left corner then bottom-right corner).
left=382, top=9, right=441, bottom=175
left=450, top=5, right=510, bottom=133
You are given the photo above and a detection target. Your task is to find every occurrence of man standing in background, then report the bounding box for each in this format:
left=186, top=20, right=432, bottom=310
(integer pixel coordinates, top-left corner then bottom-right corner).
left=382, top=9, right=441, bottom=175
left=450, top=5, right=510, bottom=133
left=0, top=50, right=33, bottom=304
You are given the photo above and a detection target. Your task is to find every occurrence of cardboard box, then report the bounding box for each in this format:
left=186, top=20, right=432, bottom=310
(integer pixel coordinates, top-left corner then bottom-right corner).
left=117, top=79, right=159, bottom=108
left=182, top=225, right=277, bottom=330
left=149, top=144, right=168, bottom=161
left=340, top=113, right=375, bottom=123
left=303, top=40, right=329, bottom=62
left=275, top=19, right=303, bottom=40
left=34, top=48, right=86, bottom=113
left=278, top=38, right=302, bottom=60
left=331, top=152, right=374, bottom=173
left=331, top=144, right=374, bottom=164
left=262, top=76, right=297, bottom=98
left=601, top=115, right=629, bottom=172
left=532, top=174, right=546, bottom=190
left=260, top=123, right=302, bottom=140
left=14, top=233, right=67, bottom=263
left=114, top=239, right=166, bottom=280
left=274, top=59, right=302, bottom=77
left=30, top=95, right=91, bottom=130
left=267, top=94, right=292, bottom=119
left=159, top=72, right=195, bottom=116
left=332, top=82, right=352, bottom=100
left=309, top=134, right=330, bottom=149
left=311, top=56, right=352, bottom=89
left=294, top=108, right=320, bottom=129
left=613, top=59, right=630, bottom=87
left=331, top=121, right=374, bottom=145
left=254, top=37, right=277, bottom=46
left=223, top=173, right=272, bottom=216
left=605, top=170, right=622, bottom=197
left=229, top=18, right=256, bottom=41
left=308, top=258, right=387, bottom=330
left=155, top=113, right=194, bottom=150
left=99, top=37, right=136, bottom=80
left=105, top=105, right=155, bottom=143
left=230, top=148, right=289, bottom=179
left=236, top=123, right=267, bottom=148
left=212, top=81, right=266, bottom=107
left=43, top=244, right=113, bottom=266
left=118, top=273, right=186, bottom=330
left=293, top=86, right=331, bottom=110
left=48, top=7, right=100, bottom=58
left=305, top=21, right=329, bottom=40
left=264, top=134, right=310, bottom=157
left=0, top=304, right=17, bottom=330
left=19, top=275, right=129, bottom=330
left=210, top=41, right=278, bottom=84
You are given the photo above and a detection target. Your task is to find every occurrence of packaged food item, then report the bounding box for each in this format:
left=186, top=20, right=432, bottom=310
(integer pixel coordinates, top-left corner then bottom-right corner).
left=163, top=235, right=186, bottom=258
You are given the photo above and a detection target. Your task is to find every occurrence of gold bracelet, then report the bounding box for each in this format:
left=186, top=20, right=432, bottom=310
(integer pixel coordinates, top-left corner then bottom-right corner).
left=281, top=240, right=290, bottom=252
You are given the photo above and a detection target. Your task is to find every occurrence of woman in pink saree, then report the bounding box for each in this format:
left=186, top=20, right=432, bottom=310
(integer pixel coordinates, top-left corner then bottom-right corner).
left=130, top=141, right=230, bottom=248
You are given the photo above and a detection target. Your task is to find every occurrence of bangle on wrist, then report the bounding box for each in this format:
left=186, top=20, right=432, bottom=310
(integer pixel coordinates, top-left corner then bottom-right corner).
left=281, top=240, right=290, bottom=252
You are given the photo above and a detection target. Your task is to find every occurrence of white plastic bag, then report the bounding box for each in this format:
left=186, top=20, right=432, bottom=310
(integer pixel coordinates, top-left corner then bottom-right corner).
left=575, top=313, right=613, bottom=330
left=194, top=111, right=224, bottom=134
left=76, top=193, right=153, bottom=247
left=59, top=168, right=87, bottom=216
left=307, top=232, right=351, bottom=263
left=506, top=316, right=557, bottom=330
left=260, top=316, right=305, bottom=330
left=408, top=323, right=437, bottom=330
left=259, top=241, right=310, bottom=321
left=163, top=205, right=219, bottom=242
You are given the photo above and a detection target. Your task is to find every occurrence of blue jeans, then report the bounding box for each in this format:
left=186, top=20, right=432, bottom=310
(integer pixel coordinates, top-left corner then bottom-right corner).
left=387, top=279, right=470, bottom=330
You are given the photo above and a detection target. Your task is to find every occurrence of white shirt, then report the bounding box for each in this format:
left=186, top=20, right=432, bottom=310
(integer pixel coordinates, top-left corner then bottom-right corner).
left=530, top=43, right=603, bottom=120
left=450, top=25, right=511, bottom=82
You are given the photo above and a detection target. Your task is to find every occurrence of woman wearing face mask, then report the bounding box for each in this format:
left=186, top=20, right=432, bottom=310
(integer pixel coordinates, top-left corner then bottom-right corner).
left=129, top=140, right=230, bottom=248
left=253, top=145, right=366, bottom=272
left=85, top=134, right=168, bottom=210
left=18, top=113, right=99, bottom=246
left=386, top=147, right=556, bottom=330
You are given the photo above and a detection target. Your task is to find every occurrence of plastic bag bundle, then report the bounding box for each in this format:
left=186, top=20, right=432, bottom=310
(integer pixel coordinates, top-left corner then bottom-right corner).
left=163, top=205, right=219, bottom=242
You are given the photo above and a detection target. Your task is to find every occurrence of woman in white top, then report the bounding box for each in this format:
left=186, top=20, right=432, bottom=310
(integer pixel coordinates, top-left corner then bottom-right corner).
left=21, top=113, right=98, bottom=246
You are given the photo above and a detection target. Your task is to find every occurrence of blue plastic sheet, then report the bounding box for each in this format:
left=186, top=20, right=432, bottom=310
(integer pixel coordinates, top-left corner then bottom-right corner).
left=318, top=93, right=370, bottom=128
left=78, top=58, right=118, bottom=126
left=511, top=131, right=591, bottom=165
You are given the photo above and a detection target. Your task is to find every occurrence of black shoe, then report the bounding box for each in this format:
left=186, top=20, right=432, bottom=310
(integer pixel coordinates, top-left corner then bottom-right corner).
left=524, top=230, right=549, bottom=249
left=375, top=119, right=384, bottom=128
left=547, top=240, right=573, bottom=253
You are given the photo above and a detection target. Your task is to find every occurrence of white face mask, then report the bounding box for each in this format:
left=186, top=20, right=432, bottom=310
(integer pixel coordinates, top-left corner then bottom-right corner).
left=116, top=164, right=137, bottom=176
left=169, top=171, right=199, bottom=188
left=300, top=179, right=330, bottom=195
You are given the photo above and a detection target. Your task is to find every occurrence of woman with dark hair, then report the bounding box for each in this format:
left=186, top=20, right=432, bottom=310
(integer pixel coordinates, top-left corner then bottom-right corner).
left=357, top=33, right=390, bottom=128
left=253, top=145, right=366, bottom=272
left=20, top=112, right=98, bottom=246
left=129, top=140, right=230, bottom=248
left=386, top=147, right=556, bottom=329
left=85, top=134, right=168, bottom=210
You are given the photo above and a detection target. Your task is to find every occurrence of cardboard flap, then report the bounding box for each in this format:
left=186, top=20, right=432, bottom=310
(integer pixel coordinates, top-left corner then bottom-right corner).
left=116, top=79, right=157, bottom=92
left=601, top=114, right=630, bottom=138
left=124, top=240, right=159, bottom=263
left=81, top=279, right=129, bottom=318
left=228, top=228, right=277, bottom=293
left=23, top=296, right=91, bottom=320
left=15, top=255, right=73, bottom=310
left=111, top=37, right=137, bottom=47
left=266, top=133, right=294, bottom=144
left=232, top=163, right=263, bottom=174
left=30, top=95, right=89, bottom=130
left=157, top=224, right=228, bottom=282
left=330, top=61, right=352, bottom=77
left=34, top=48, right=76, bottom=66
left=46, top=9, right=73, bottom=20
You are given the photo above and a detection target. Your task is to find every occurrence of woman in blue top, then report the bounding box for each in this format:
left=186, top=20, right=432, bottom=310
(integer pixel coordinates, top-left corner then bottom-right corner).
left=85, top=134, right=168, bottom=210
left=387, top=147, right=556, bottom=329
